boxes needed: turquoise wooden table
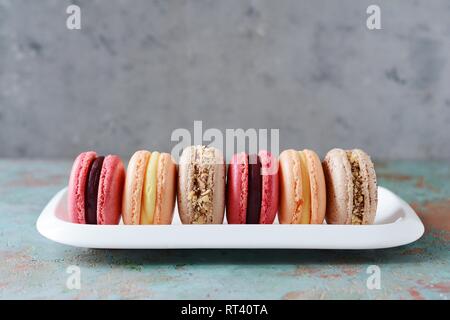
[0,160,448,299]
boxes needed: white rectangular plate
[36,187,424,249]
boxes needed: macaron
[226,151,278,224]
[68,151,125,224]
[122,150,177,225]
[322,148,377,225]
[177,145,226,224]
[278,149,326,224]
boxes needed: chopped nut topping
[188,146,215,223]
[347,151,365,225]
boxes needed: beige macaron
[177,145,226,224]
[322,148,377,225]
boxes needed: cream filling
[347,151,364,225]
[141,151,159,224]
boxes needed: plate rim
[36,186,425,249]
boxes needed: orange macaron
[122,150,177,225]
[278,149,326,224]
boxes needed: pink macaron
[226,150,278,224]
[67,151,125,224]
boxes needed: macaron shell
[122,150,151,225]
[303,150,326,224]
[210,148,226,224]
[153,153,177,224]
[278,149,303,224]
[322,148,354,224]
[352,149,377,224]
[259,150,278,224]
[67,151,97,224]
[177,146,194,223]
[97,155,125,225]
[226,153,248,224]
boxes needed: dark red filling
[85,156,104,224]
[246,154,262,224]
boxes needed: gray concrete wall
[1,0,449,160]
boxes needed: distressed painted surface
[0,160,448,299]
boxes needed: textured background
[1,0,449,160]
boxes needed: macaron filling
[347,151,365,224]
[246,154,262,224]
[187,146,215,223]
[84,156,105,224]
[141,152,159,224]
[298,151,311,224]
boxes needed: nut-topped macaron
[322,148,377,225]
[177,145,226,224]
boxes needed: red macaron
[67,151,125,224]
[226,150,278,224]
